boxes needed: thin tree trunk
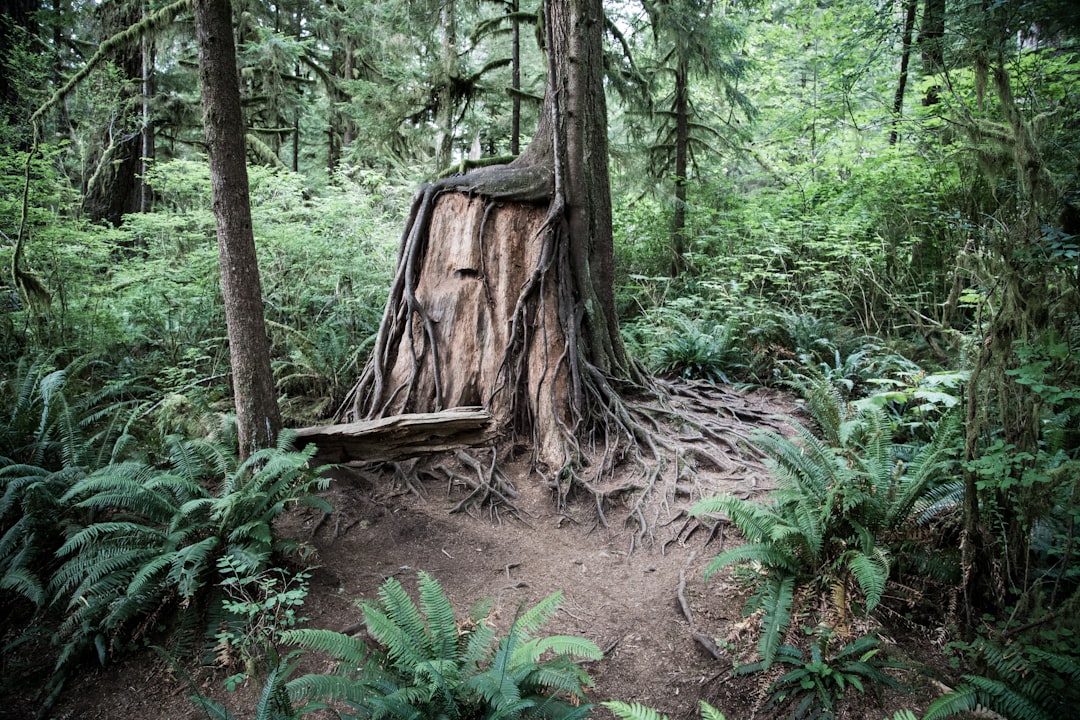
[436,0,458,171]
[510,0,521,156]
[889,0,918,145]
[670,54,690,277]
[194,0,282,458]
[140,2,155,213]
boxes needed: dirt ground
[10,385,942,719]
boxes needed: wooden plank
[293,406,496,464]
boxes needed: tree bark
[194,0,282,458]
[341,0,636,476]
[919,0,945,106]
[670,54,690,277]
[81,0,147,226]
[889,0,918,145]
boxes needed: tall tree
[888,0,918,145]
[81,0,150,225]
[641,0,751,276]
[194,0,281,458]
[341,0,642,487]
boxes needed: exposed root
[337,157,792,550]
[678,551,726,660]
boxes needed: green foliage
[648,313,744,384]
[691,405,960,666]
[0,353,150,606]
[736,632,904,720]
[47,426,330,671]
[924,638,1080,720]
[602,700,727,720]
[283,571,600,719]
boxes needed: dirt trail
[42,386,840,720]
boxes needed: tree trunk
[919,0,945,106]
[341,0,636,478]
[670,54,690,277]
[889,0,918,145]
[510,0,521,156]
[194,0,282,458]
[435,0,458,171]
[81,0,147,226]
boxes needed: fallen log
[293,406,497,464]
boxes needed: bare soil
[6,385,943,719]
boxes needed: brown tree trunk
[919,0,945,106]
[341,0,636,476]
[889,0,918,145]
[194,0,282,458]
[82,0,147,226]
[670,54,690,277]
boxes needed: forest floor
[8,384,945,720]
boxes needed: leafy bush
[283,571,600,719]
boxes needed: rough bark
[81,0,146,226]
[194,0,282,458]
[341,0,642,490]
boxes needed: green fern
[47,431,330,676]
[691,403,959,669]
[737,632,904,719]
[924,638,1080,720]
[284,571,599,719]
[602,700,727,720]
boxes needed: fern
[603,700,728,720]
[603,701,668,720]
[925,639,1080,720]
[286,572,597,720]
[692,397,959,671]
[843,546,889,611]
[47,429,330,678]
[757,575,796,668]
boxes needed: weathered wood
[294,406,496,464]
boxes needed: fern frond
[845,546,889,611]
[513,590,563,638]
[56,521,166,557]
[519,657,594,695]
[691,494,780,544]
[758,575,796,668]
[286,672,365,704]
[699,701,727,720]
[888,410,961,528]
[1,565,45,605]
[417,570,458,661]
[461,618,499,669]
[362,602,428,674]
[703,542,799,580]
[512,635,602,664]
[602,700,668,720]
